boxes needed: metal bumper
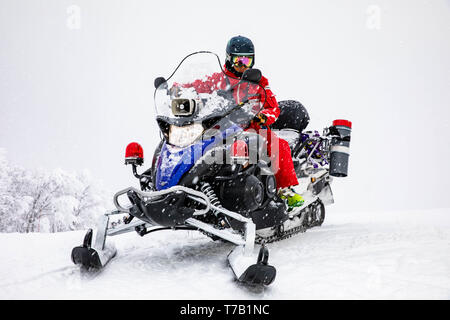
[109,186,256,255]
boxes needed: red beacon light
[332,119,352,129]
[125,142,144,166]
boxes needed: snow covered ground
[0,207,449,300]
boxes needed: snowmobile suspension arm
[185,195,253,223]
[184,196,255,254]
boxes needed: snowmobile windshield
[154,51,266,128]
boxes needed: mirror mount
[131,163,142,179]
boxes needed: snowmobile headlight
[169,123,204,147]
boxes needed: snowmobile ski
[228,245,276,286]
[71,215,116,269]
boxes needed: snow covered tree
[0,149,110,233]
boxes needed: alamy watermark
[66,5,81,30]
[366,5,381,30]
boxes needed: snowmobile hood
[155,123,241,190]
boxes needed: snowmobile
[71,51,352,286]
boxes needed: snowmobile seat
[271,100,310,132]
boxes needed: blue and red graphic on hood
[155,124,241,190]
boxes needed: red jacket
[181,66,280,128]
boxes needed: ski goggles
[231,55,254,68]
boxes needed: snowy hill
[0,0,449,301]
[1,207,448,299]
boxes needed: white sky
[1,0,449,212]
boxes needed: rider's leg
[268,134,304,208]
[272,138,298,188]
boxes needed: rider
[223,35,303,208]
[176,36,304,208]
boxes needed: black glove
[252,113,268,125]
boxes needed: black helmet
[225,35,255,74]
